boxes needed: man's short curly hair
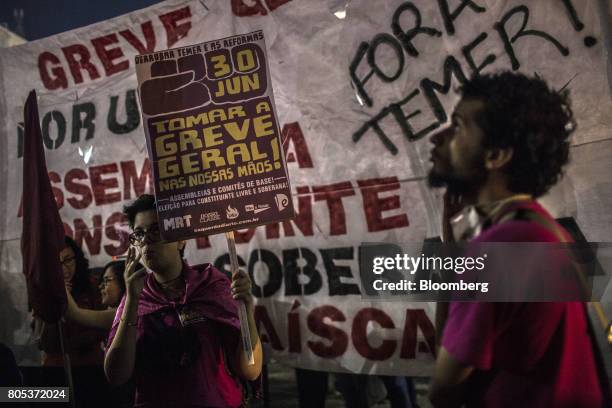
[124,194,185,257]
[124,194,156,229]
[459,72,575,197]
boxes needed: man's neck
[152,257,183,284]
[475,174,529,206]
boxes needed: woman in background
[36,236,109,407]
[64,259,136,408]
[65,260,128,328]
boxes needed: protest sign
[135,30,294,241]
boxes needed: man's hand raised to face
[125,246,146,299]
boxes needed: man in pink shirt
[104,194,262,407]
[426,72,605,407]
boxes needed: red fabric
[20,90,66,323]
[442,201,602,407]
[107,263,245,407]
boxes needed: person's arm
[428,347,474,407]
[104,246,145,385]
[434,302,449,350]
[230,269,263,381]
[64,288,116,329]
[429,300,497,407]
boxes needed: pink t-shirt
[442,201,602,407]
[107,263,244,408]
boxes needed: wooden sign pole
[225,231,255,365]
[58,319,76,408]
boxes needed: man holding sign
[104,194,262,407]
[111,29,290,407]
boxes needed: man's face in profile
[428,98,488,194]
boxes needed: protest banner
[0,0,611,375]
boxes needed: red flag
[21,90,66,323]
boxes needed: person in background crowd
[294,368,328,407]
[335,374,419,408]
[98,260,126,307]
[35,235,110,407]
[64,259,136,408]
[104,194,262,408]
[296,369,419,408]
[65,260,132,329]
[426,71,605,407]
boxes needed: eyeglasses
[128,225,162,246]
[60,256,75,266]
[100,277,117,286]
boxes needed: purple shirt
[442,201,602,407]
[107,263,244,408]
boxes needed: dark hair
[102,260,127,297]
[124,194,185,257]
[124,194,156,229]
[64,236,90,295]
[459,72,575,197]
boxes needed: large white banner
[0,0,611,375]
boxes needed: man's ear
[178,240,186,252]
[485,147,513,170]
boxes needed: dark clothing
[296,368,329,408]
[36,285,110,407]
[380,376,418,408]
[39,287,106,367]
[296,369,417,408]
[38,365,110,408]
[0,343,22,386]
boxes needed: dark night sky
[0,0,165,41]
